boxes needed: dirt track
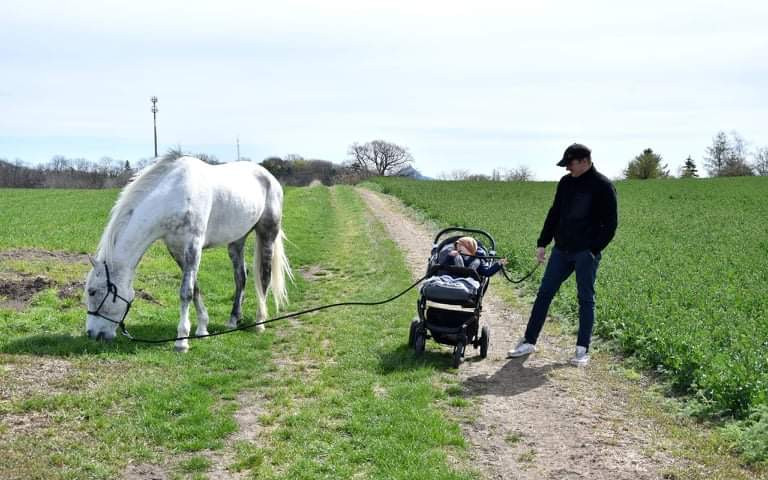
[358,188,684,480]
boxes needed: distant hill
[396,166,431,180]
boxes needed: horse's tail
[253,227,293,313]
[270,228,293,310]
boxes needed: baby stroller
[409,227,496,367]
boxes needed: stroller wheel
[413,328,426,355]
[452,342,464,368]
[408,318,419,347]
[480,326,490,359]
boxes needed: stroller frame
[410,227,496,367]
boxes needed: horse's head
[84,257,134,342]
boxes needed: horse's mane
[95,154,181,263]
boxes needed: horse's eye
[88,289,97,296]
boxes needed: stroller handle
[433,227,496,251]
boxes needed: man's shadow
[462,356,568,397]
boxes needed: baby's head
[455,237,478,256]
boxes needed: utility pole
[236,136,241,161]
[150,96,158,157]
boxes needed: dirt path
[358,188,684,480]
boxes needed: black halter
[87,262,133,333]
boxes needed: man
[507,143,618,366]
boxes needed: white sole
[506,350,536,358]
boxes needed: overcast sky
[1,0,766,180]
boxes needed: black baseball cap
[557,143,591,167]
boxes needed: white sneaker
[507,339,536,358]
[569,346,589,366]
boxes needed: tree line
[624,131,768,180]
[0,140,419,189]
[0,156,147,188]
[5,132,766,188]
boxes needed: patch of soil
[122,463,168,480]
[1,411,52,436]
[298,265,332,281]
[357,188,686,480]
[57,281,83,300]
[0,356,75,401]
[0,248,88,264]
[0,275,52,309]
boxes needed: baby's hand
[449,250,459,257]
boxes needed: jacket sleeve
[537,180,562,248]
[476,261,502,277]
[591,182,618,254]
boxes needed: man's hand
[536,247,547,264]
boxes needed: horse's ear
[88,254,97,268]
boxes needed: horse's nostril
[86,329,93,338]
[96,331,105,341]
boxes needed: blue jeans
[524,247,601,351]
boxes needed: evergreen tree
[680,156,698,178]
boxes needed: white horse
[84,154,292,352]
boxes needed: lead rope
[120,261,540,344]
[499,263,540,284]
[122,274,430,344]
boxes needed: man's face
[565,158,590,177]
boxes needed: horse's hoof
[174,345,189,353]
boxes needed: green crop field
[372,176,768,461]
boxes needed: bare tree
[347,140,414,176]
[437,169,472,180]
[505,166,533,181]
[705,131,753,177]
[752,147,768,176]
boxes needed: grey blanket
[420,275,480,303]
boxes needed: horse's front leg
[176,244,202,352]
[167,244,209,343]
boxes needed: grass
[0,186,477,479]
[371,175,768,465]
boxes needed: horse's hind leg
[167,245,209,337]
[227,235,248,329]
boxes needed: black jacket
[537,165,618,255]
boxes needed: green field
[1,181,767,477]
[0,187,473,479]
[372,176,768,460]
